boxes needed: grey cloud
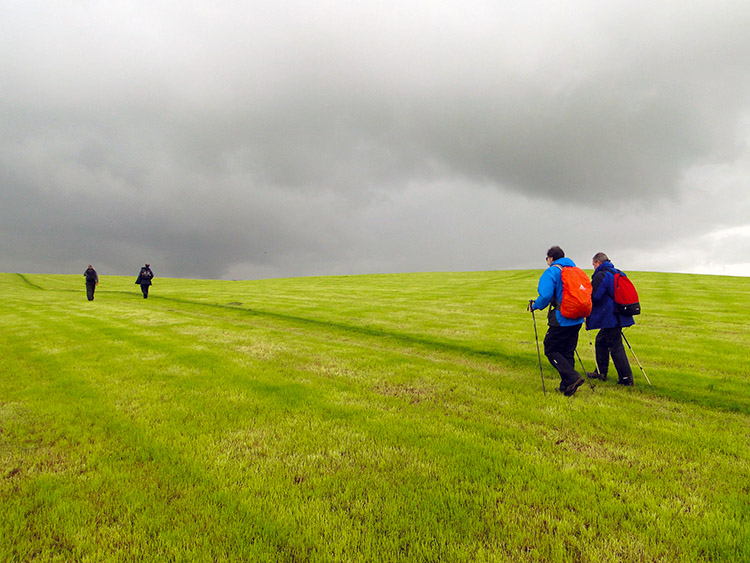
[8,1,750,202]
[2,1,750,279]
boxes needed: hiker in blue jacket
[586,252,634,386]
[528,246,586,396]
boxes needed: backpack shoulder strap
[549,264,564,309]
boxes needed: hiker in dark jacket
[84,265,98,301]
[528,246,586,396]
[135,263,154,299]
[586,252,634,386]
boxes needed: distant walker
[84,265,98,301]
[136,263,154,299]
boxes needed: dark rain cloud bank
[2,1,750,278]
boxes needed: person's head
[145,263,150,267]
[545,246,565,265]
[592,252,609,268]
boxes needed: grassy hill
[1,270,748,562]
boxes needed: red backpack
[613,271,640,316]
[554,265,593,319]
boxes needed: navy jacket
[84,267,98,284]
[586,260,635,330]
[136,267,154,286]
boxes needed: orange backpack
[554,265,593,319]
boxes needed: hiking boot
[564,377,585,396]
[586,372,607,382]
[617,379,634,386]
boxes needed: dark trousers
[141,283,150,298]
[595,328,633,382]
[544,324,582,391]
[86,282,96,301]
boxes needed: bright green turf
[1,270,748,561]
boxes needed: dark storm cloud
[2,1,750,278]
[156,0,750,202]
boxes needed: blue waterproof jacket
[531,257,585,327]
[586,260,635,330]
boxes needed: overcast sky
[2,1,750,280]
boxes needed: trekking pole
[621,330,651,385]
[529,300,546,395]
[575,348,595,391]
[586,325,601,376]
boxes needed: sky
[2,0,750,280]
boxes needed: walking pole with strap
[586,322,602,376]
[621,329,651,385]
[529,300,546,395]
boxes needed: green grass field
[1,270,748,562]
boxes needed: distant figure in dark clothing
[136,263,154,298]
[84,265,98,301]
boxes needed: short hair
[546,246,565,261]
[592,252,609,263]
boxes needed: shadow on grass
[15,273,45,290]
